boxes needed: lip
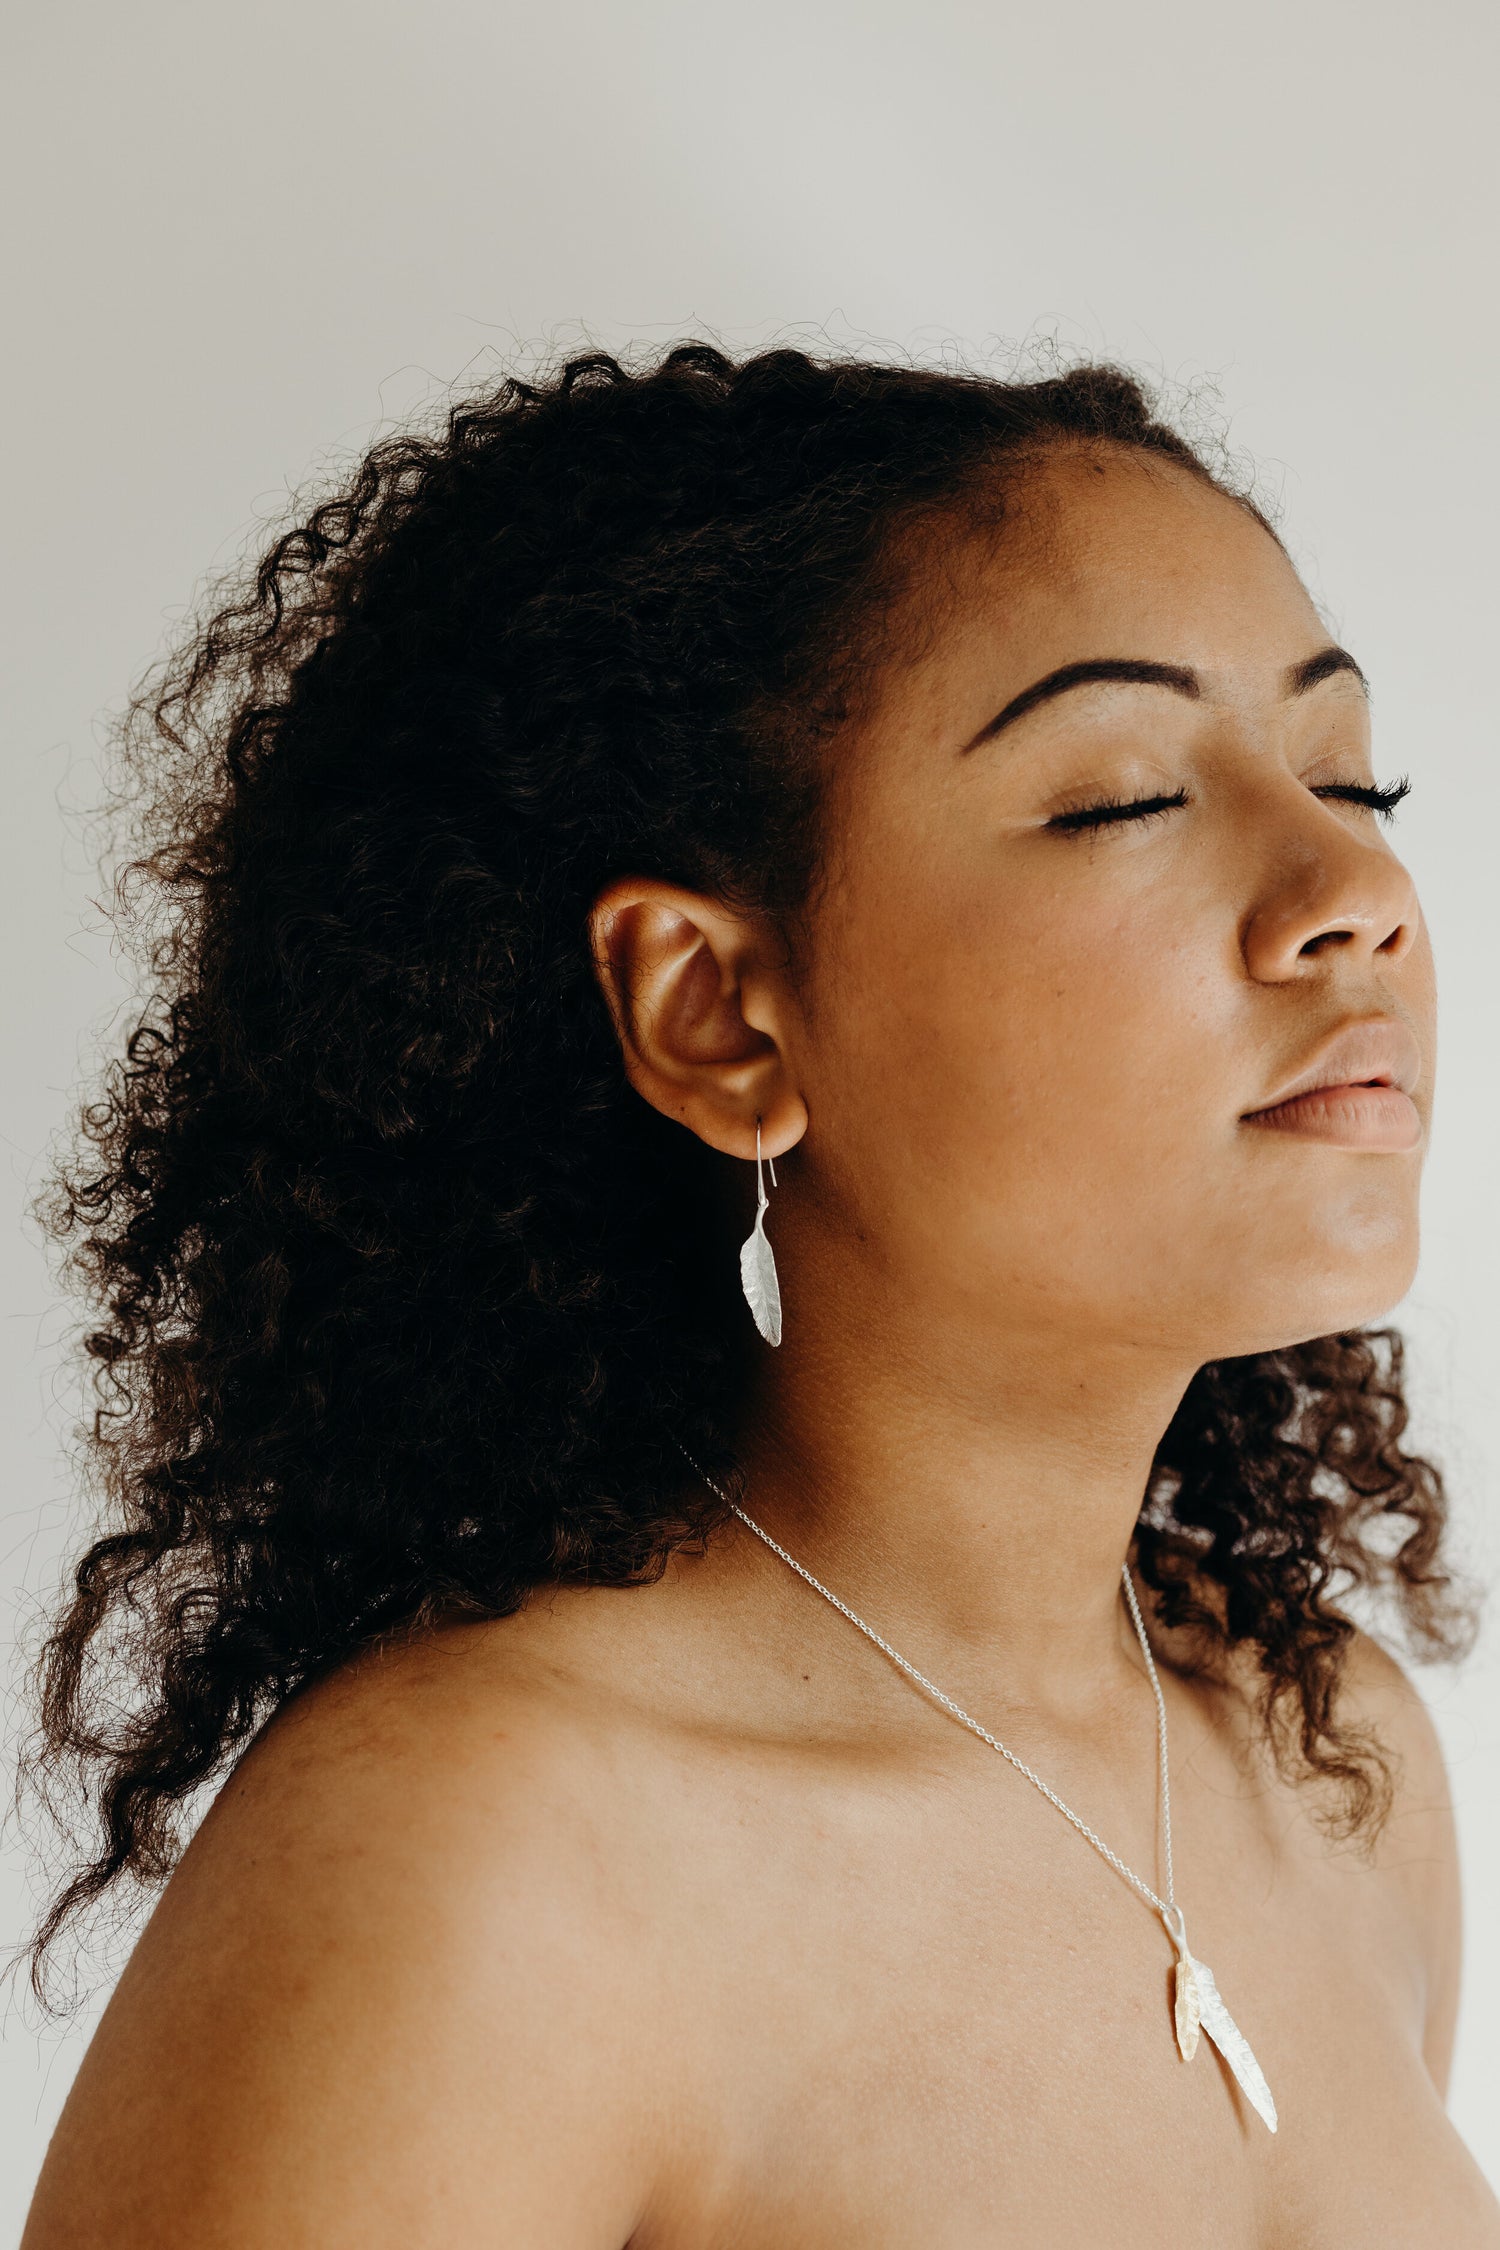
[1240,1017,1424,1151]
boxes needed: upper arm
[22,1643,659,2249]
[1338,1628,1464,2097]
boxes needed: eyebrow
[1286,645,1368,697]
[961,644,1368,751]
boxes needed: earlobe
[586,877,808,1161]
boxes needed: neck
[726,1295,1197,1718]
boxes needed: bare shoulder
[1333,1625,1463,2089]
[22,1600,684,2250]
[1336,1624,1457,1857]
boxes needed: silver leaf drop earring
[739,1117,782,1345]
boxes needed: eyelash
[1047,777,1412,834]
[1321,777,1412,820]
[1048,789,1187,833]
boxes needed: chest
[632,1758,1494,2249]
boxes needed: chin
[1238,1180,1422,1340]
[1230,1256,1421,1358]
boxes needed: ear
[587,877,808,1161]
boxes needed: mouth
[1240,1018,1424,1152]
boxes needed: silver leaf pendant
[739,1209,782,1345]
[1188,1953,1278,2134]
[1173,1954,1201,2062]
[1162,1907,1276,2133]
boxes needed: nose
[1240,792,1423,984]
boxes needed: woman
[19,344,1499,2244]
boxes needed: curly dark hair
[17,340,1471,2003]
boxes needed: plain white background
[3,0,1498,2232]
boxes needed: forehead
[903,444,1326,705]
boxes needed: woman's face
[789,444,1434,1365]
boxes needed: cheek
[811,856,1229,1269]
[803,845,1423,1347]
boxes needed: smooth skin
[24,446,1500,2247]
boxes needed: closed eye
[1047,789,1188,834]
[1047,775,1411,836]
[1313,777,1410,821]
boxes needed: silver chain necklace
[678,1445,1277,2133]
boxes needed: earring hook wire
[755,1115,777,1206]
